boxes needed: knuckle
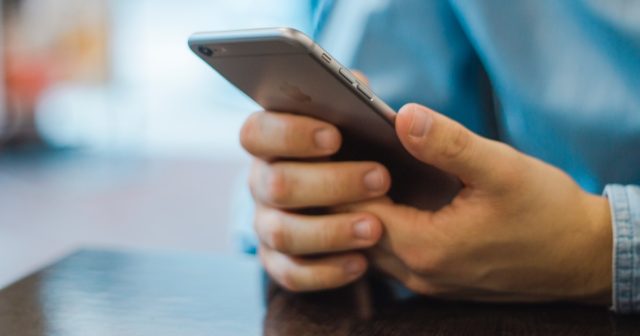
[259,249,281,285]
[494,143,527,186]
[252,209,262,233]
[280,119,302,146]
[317,221,341,250]
[264,166,290,205]
[441,124,472,161]
[265,217,290,253]
[473,140,531,194]
[279,270,302,292]
[248,162,261,200]
[239,112,261,151]
[327,163,382,198]
[257,246,268,266]
[320,174,347,200]
[254,208,279,245]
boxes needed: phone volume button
[339,67,357,85]
[356,84,373,101]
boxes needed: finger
[240,111,341,159]
[254,204,383,255]
[395,103,520,187]
[250,160,391,209]
[337,198,438,263]
[367,247,442,296]
[259,244,367,292]
[366,247,411,283]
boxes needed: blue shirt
[234,0,640,313]
[314,0,640,313]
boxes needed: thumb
[395,103,512,187]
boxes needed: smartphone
[189,27,460,210]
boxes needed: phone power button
[356,84,373,101]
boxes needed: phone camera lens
[198,46,214,57]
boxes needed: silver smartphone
[188,27,460,210]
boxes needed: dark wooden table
[0,249,637,335]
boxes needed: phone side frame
[188,27,397,125]
[303,38,398,126]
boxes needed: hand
[342,103,613,304]
[241,108,391,291]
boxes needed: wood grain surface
[0,249,637,335]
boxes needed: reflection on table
[0,249,638,336]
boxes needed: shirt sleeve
[604,184,640,313]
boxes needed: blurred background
[0,0,311,287]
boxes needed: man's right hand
[240,111,391,291]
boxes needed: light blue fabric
[316,0,640,313]
[318,0,640,193]
[604,185,640,313]
[233,0,640,312]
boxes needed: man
[238,0,640,313]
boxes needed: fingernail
[353,220,372,239]
[409,108,432,138]
[345,259,363,276]
[314,128,338,150]
[364,168,385,192]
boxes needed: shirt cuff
[603,184,640,313]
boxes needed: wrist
[580,193,613,305]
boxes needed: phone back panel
[189,28,461,210]
[211,53,398,149]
